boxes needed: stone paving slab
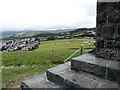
[65,73,100,88]
[65,70,119,89]
[46,61,119,89]
[71,52,120,82]
[72,52,113,68]
[21,74,45,88]
[21,73,60,89]
[47,61,70,74]
[29,79,60,89]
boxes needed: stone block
[96,38,104,48]
[107,61,120,83]
[107,68,120,84]
[118,24,120,35]
[46,62,71,86]
[105,40,116,48]
[108,13,119,23]
[71,59,106,76]
[21,73,60,89]
[96,1,120,60]
[71,53,108,76]
[71,51,120,82]
[55,69,75,87]
[115,42,120,48]
[65,75,99,89]
[21,74,45,88]
[65,70,118,89]
[117,51,120,61]
[97,17,106,24]
[97,2,106,12]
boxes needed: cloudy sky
[0,0,97,31]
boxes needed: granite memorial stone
[96,0,120,61]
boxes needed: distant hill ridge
[1,27,95,39]
[70,27,95,33]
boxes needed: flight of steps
[21,51,120,89]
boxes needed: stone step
[46,62,71,87]
[71,51,120,83]
[21,73,60,89]
[46,62,119,89]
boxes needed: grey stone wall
[96,1,120,61]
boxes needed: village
[0,37,40,52]
[0,29,95,52]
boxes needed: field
[1,38,95,88]
[15,32,39,38]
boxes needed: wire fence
[64,40,96,62]
[2,40,95,66]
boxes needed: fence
[2,40,95,66]
[64,40,95,62]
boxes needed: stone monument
[96,0,120,61]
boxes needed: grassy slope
[2,38,95,88]
[15,32,38,38]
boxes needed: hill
[69,27,95,33]
[69,27,95,38]
[2,38,95,88]
[2,27,95,40]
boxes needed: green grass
[2,64,56,88]
[2,38,95,88]
[15,32,38,38]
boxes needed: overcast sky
[0,0,97,31]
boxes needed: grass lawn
[2,38,95,88]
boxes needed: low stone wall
[96,1,120,61]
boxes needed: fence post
[16,50,19,66]
[52,49,54,63]
[80,46,83,55]
[89,42,90,49]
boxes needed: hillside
[2,27,95,40]
[69,27,95,38]
[69,27,95,33]
[1,31,21,37]
[2,38,95,88]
